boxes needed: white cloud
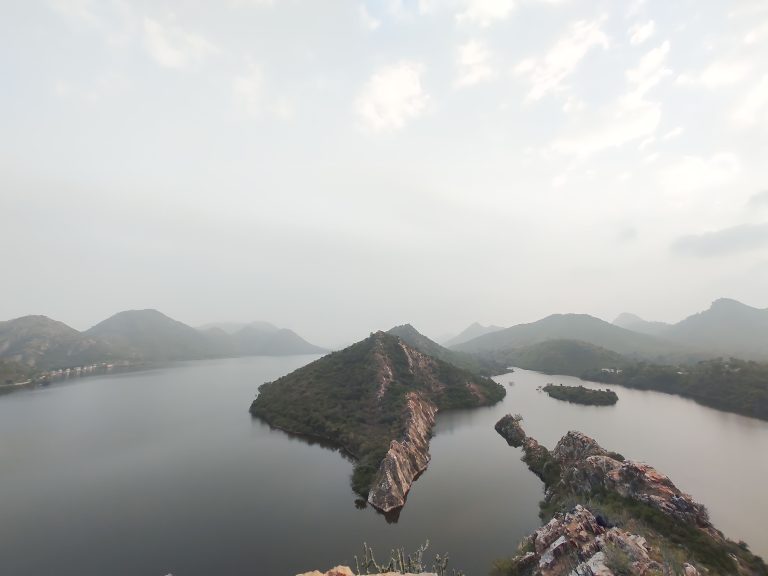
[621,40,671,108]
[552,104,661,157]
[629,20,655,45]
[662,126,684,140]
[551,40,670,158]
[457,0,515,27]
[359,5,380,30]
[143,16,218,69]
[744,21,768,44]
[562,95,586,115]
[355,62,429,132]
[732,75,768,127]
[455,40,494,87]
[659,153,742,195]
[50,0,99,25]
[677,59,752,88]
[514,17,609,101]
[626,0,646,19]
[233,67,264,117]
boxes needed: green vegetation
[452,313,697,363]
[542,383,618,406]
[0,359,35,386]
[539,490,767,576]
[501,339,627,377]
[355,541,463,576]
[387,324,508,376]
[250,331,505,497]
[583,358,768,421]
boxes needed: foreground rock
[494,415,767,576]
[297,568,435,576]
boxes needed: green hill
[0,315,114,369]
[387,324,507,376]
[250,330,505,498]
[84,309,212,362]
[443,322,503,347]
[503,339,628,376]
[454,313,699,363]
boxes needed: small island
[542,383,618,405]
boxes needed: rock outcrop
[297,568,435,576]
[515,504,665,576]
[367,392,438,512]
[493,415,768,576]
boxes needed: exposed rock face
[493,416,768,576]
[516,504,664,576]
[297,568,435,576]
[495,414,526,447]
[368,392,438,512]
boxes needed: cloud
[551,40,670,157]
[672,223,768,257]
[748,190,768,208]
[143,16,218,69]
[659,153,741,195]
[233,66,263,117]
[514,17,609,101]
[457,0,515,27]
[622,40,671,107]
[455,40,494,87]
[744,21,768,45]
[629,20,655,45]
[677,59,752,88]
[355,62,428,132]
[732,75,768,127]
[661,126,684,140]
[50,0,99,25]
[359,5,380,30]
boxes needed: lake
[1,356,766,576]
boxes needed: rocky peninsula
[250,330,505,513]
[493,414,767,576]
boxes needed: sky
[1,0,768,347]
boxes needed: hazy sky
[2,0,768,346]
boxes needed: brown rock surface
[367,392,438,512]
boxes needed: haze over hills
[612,313,672,336]
[442,322,504,347]
[0,315,115,370]
[0,309,326,372]
[614,298,768,361]
[452,312,696,363]
[386,324,507,376]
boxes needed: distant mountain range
[613,298,768,361]
[453,312,694,363]
[442,322,504,347]
[0,310,326,371]
[453,298,768,364]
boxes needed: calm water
[1,357,766,576]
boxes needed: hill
[663,298,768,361]
[386,324,507,376]
[0,315,113,369]
[249,330,505,512]
[443,322,503,347]
[0,310,327,376]
[84,309,211,362]
[502,339,628,376]
[453,313,697,363]
[613,312,671,336]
